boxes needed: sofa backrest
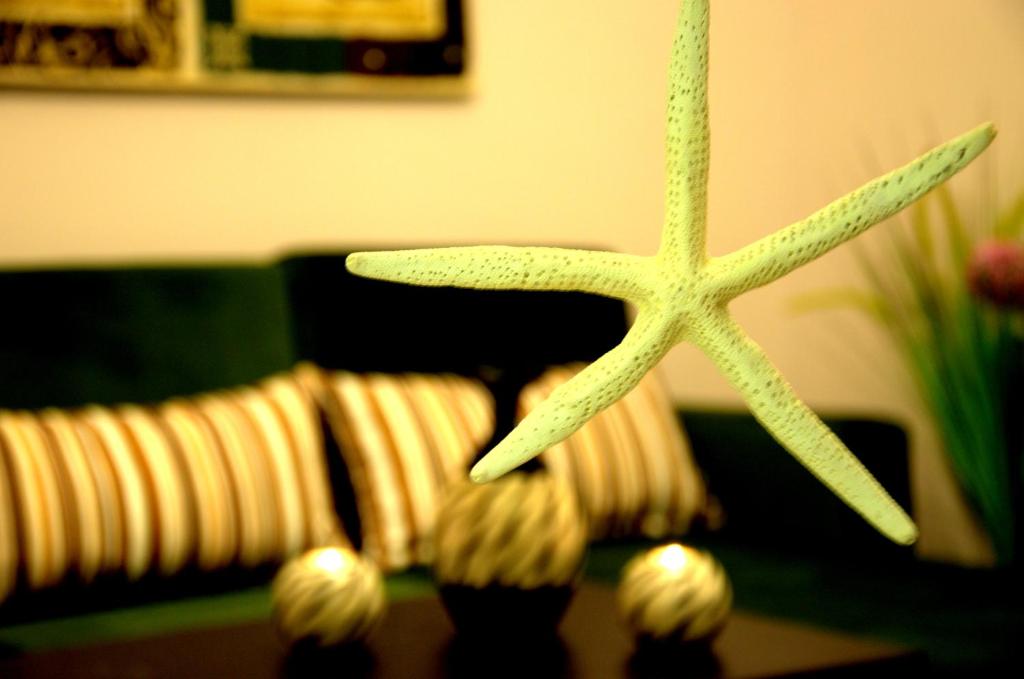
[279,251,628,375]
[0,264,295,409]
[0,252,631,410]
[684,410,914,561]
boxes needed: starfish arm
[708,122,996,298]
[658,0,711,273]
[689,311,918,545]
[470,310,676,483]
[346,246,653,303]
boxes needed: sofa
[0,250,1019,677]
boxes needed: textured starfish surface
[347,0,995,545]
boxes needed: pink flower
[967,239,1024,308]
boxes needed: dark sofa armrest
[680,408,915,562]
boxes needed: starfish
[346,0,995,545]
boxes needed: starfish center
[647,264,720,329]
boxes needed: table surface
[0,583,924,678]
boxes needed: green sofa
[0,253,1019,677]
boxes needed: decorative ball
[433,472,588,640]
[618,543,732,645]
[271,546,386,648]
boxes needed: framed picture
[0,0,467,96]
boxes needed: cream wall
[2,0,1022,564]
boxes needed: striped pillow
[303,366,494,573]
[0,372,342,603]
[520,365,707,540]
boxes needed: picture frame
[0,0,467,97]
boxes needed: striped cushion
[303,365,494,573]
[520,365,707,540]
[0,372,342,603]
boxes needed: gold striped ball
[271,547,386,648]
[434,472,587,589]
[618,544,732,644]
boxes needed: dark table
[0,583,924,678]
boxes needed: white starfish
[346,0,995,545]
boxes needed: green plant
[801,181,1024,565]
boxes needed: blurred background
[2,0,1022,566]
